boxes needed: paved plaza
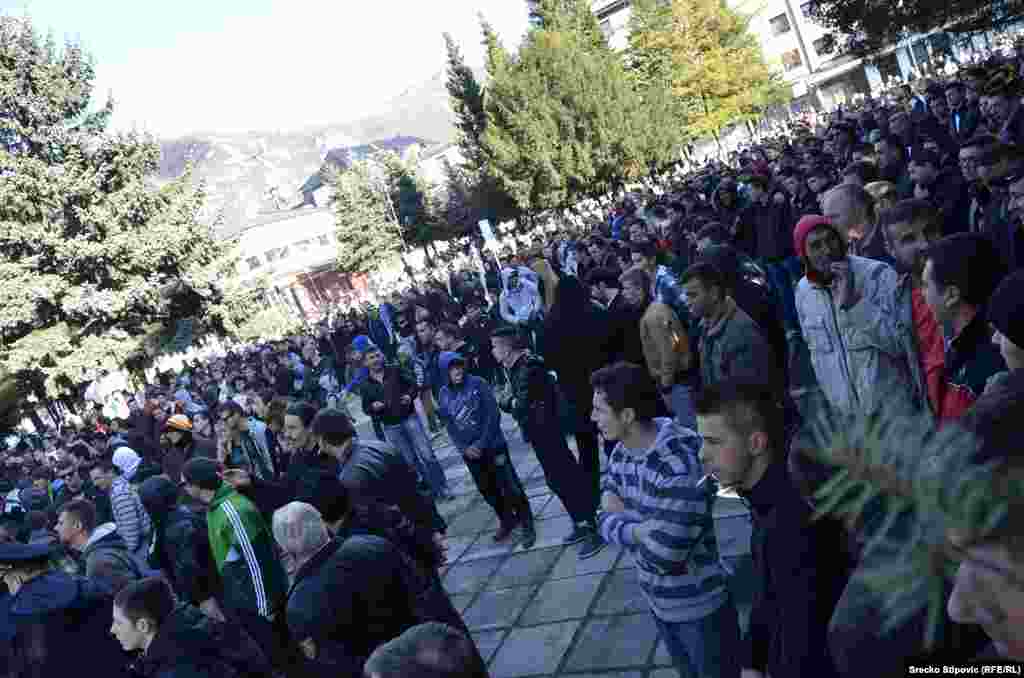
[360,412,757,678]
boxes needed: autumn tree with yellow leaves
[628,0,790,153]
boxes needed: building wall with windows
[234,206,368,319]
[579,0,993,110]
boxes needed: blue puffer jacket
[436,352,505,454]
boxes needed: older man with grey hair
[272,501,421,672]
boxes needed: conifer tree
[0,16,259,400]
[330,161,403,276]
[480,0,685,213]
[442,27,519,232]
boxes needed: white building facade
[586,0,1006,110]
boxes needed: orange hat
[163,414,192,433]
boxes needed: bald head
[822,184,874,240]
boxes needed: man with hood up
[437,352,534,547]
[793,214,925,417]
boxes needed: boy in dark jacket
[112,577,274,678]
[437,352,534,547]
[490,327,604,560]
[695,380,850,678]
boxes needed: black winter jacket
[285,535,418,673]
[739,461,850,678]
[156,508,218,605]
[498,351,559,433]
[340,440,446,534]
[129,604,274,678]
[139,480,218,606]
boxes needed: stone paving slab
[590,569,649,616]
[444,554,506,595]
[462,584,540,631]
[549,542,623,580]
[489,620,583,678]
[489,546,564,589]
[473,628,510,664]
[519,572,607,625]
[562,613,661,672]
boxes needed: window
[813,37,833,56]
[781,49,803,71]
[770,13,791,36]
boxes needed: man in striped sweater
[181,457,286,623]
[591,363,740,678]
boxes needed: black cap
[181,457,222,492]
[0,541,55,564]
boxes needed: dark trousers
[526,422,595,525]
[572,429,601,517]
[466,444,534,529]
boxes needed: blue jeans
[665,383,697,432]
[383,416,449,499]
[654,596,741,678]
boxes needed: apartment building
[581,0,1001,109]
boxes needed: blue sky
[2,0,529,138]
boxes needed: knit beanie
[112,447,141,480]
[988,269,1024,351]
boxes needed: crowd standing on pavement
[2,56,1024,678]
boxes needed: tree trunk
[711,129,724,160]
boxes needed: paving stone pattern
[357,414,755,678]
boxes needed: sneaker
[519,527,536,550]
[493,521,519,542]
[562,524,589,546]
[577,531,607,560]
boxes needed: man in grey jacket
[681,262,779,394]
[793,215,926,416]
[56,498,143,594]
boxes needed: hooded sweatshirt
[436,352,505,454]
[598,418,728,623]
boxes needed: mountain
[158,68,468,237]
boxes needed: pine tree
[0,16,258,400]
[442,26,520,233]
[329,161,403,276]
[803,405,1023,649]
[480,1,685,213]
[444,33,488,171]
[628,0,790,154]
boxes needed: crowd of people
[2,55,1024,678]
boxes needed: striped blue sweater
[598,418,728,623]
